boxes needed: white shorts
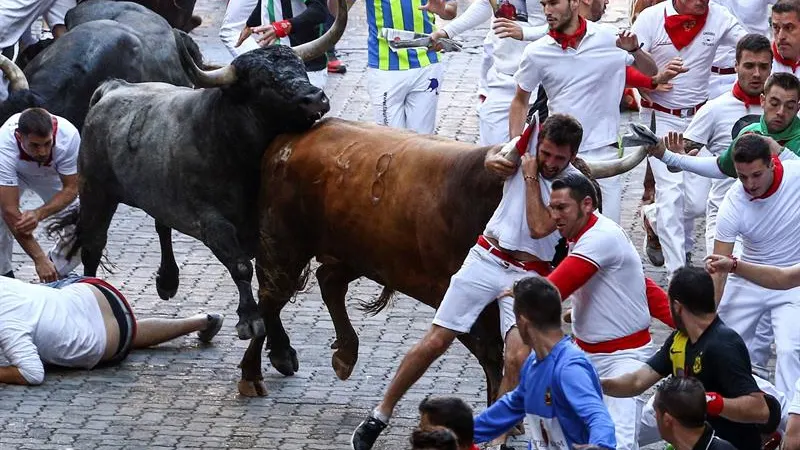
[477,66,516,146]
[367,63,444,135]
[219,0,260,57]
[432,243,549,338]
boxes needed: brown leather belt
[711,66,736,75]
[641,99,707,118]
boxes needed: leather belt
[641,99,707,118]
[477,235,552,275]
[711,66,736,75]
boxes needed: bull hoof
[182,15,202,32]
[331,349,357,380]
[155,273,179,300]
[238,379,268,397]
[269,347,299,376]
[330,339,339,349]
[236,318,266,340]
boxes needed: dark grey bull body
[0,0,203,129]
[62,0,347,340]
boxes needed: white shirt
[711,0,775,69]
[683,90,763,214]
[773,57,800,76]
[484,129,580,260]
[632,1,747,109]
[514,21,632,152]
[569,213,650,343]
[790,378,800,415]
[716,160,800,266]
[441,0,546,76]
[0,278,108,385]
[0,112,80,187]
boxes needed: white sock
[372,408,390,424]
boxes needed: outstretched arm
[601,365,662,398]
[705,256,800,291]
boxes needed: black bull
[236,118,651,401]
[53,0,348,341]
[0,0,206,129]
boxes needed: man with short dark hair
[653,377,737,450]
[601,267,782,449]
[472,276,616,449]
[0,107,80,282]
[350,115,584,450]
[772,0,800,76]
[410,427,459,450]
[418,397,476,450]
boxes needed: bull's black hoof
[235,318,266,340]
[269,347,299,376]
[155,273,179,300]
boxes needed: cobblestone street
[1,0,739,448]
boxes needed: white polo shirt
[441,0,547,77]
[683,89,763,212]
[514,20,632,152]
[568,213,650,344]
[716,159,800,266]
[773,57,800,76]
[0,277,108,385]
[484,131,580,260]
[632,1,746,109]
[0,112,80,187]
[711,0,775,70]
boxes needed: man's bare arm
[711,240,735,305]
[521,155,557,238]
[0,366,28,385]
[0,186,57,281]
[719,393,770,424]
[601,365,662,398]
[34,173,78,221]
[508,86,531,139]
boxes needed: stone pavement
[3,0,771,449]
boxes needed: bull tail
[173,29,221,74]
[46,206,81,261]
[357,287,397,317]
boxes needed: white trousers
[219,0,260,57]
[640,108,710,274]
[477,30,494,101]
[367,63,443,135]
[708,72,737,101]
[718,276,800,399]
[0,174,81,276]
[587,344,651,450]
[0,0,74,48]
[582,145,624,224]
[478,66,517,146]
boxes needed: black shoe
[351,415,387,450]
[2,270,14,278]
[197,313,224,343]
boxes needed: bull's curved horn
[584,144,650,179]
[0,54,29,92]
[173,29,237,88]
[292,0,348,62]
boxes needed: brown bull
[239,118,648,402]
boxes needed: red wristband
[729,255,738,273]
[272,20,292,38]
[706,392,724,416]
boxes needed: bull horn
[292,0,348,62]
[173,29,237,88]
[0,54,29,92]
[584,144,650,179]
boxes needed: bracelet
[524,175,538,183]
[729,254,738,273]
[627,42,644,54]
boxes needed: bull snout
[299,90,330,120]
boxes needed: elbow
[529,228,550,239]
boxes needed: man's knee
[420,325,458,356]
[503,328,529,372]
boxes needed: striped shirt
[366,0,440,70]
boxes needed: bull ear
[0,54,29,92]
[292,0,348,62]
[173,29,237,88]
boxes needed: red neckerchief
[471,445,480,450]
[663,8,708,51]
[16,117,57,167]
[750,155,783,201]
[773,41,800,72]
[548,16,587,50]
[568,213,598,244]
[731,82,761,108]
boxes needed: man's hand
[252,25,279,47]
[647,141,667,159]
[521,153,539,184]
[485,152,518,178]
[664,131,687,155]
[419,0,446,16]
[429,29,449,51]
[616,29,641,52]
[705,254,735,275]
[652,57,688,86]
[34,256,57,283]
[492,18,523,40]
[14,210,40,235]
[236,26,253,47]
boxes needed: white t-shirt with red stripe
[631,1,746,109]
[567,213,650,344]
[716,159,800,267]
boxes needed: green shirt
[718,116,800,177]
